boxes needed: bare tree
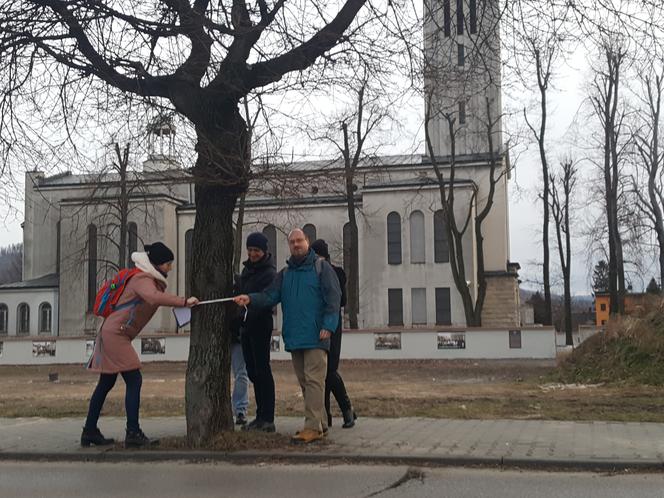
[631,62,664,287]
[1,0,371,444]
[589,39,629,314]
[509,0,572,326]
[549,157,577,345]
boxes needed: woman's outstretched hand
[186,297,199,308]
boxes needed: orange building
[594,293,650,326]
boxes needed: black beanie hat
[145,242,174,266]
[246,232,268,252]
[311,239,330,260]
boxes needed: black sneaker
[80,427,114,447]
[242,419,276,433]
[124,428,159,449]
[235,413,247,426]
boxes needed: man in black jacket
[311,239,356,429]
[234,232,278,432]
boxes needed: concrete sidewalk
[1,416,664,471]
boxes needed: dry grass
[1,358,663,422]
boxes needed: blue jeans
[231,342,249,416]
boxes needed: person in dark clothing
[311,239,356,429]
[233,232,278,432]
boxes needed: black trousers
[85,369,142,432]
[241,326,276,423]
[325,321,352,417]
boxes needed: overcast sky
[0,21,654,297]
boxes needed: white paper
[173,306,192,328]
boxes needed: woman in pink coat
[82,242,198,448]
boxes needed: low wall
[0,326,556,365]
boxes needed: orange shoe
[291,428,324,444]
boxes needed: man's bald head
[288,228,309,258]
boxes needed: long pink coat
[88,253,185,373]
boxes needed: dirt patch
[1,359,663,422]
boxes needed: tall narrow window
[456,0,464,35]
[434,210,450,263]
[56,220,61,274]
[0,304,7,335]
[39,302,52,334]
[302,223,317,242]
[127,222,138,268]
[185,229,194,298]
[469,0,477,33]
[387,212,402,265]
[343,222,351,274]
[262,225,277,264]
[409,211,425,263]
[435,288,452,325]
[343,222,359,311]
[87,224,97,312]
[412,288,427,325]
[457,43,465,66]
[443,0,451,37]
[388,289,404,326]
[17,303,30,335]
[459,101,466,125]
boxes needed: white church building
[0,0,556,362]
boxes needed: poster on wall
[141,337,166,355]
[437,333,466,350]
[32,341,56,357]
[270,336,281,352]
[374,332,402,350]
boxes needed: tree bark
[185,110,248,444]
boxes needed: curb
[1,450,663,472]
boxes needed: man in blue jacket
[234,228,341,443]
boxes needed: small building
[594,292,651,326]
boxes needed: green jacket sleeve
[248,270,283,309]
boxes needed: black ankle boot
[342,408,357,429]
[327,412,333,428]
[124,428,159,448]
[81,427,114,447]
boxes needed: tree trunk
[185,114,248,444]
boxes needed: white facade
[0,327,557,366]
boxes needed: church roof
[0,273,59,290]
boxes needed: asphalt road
[1,461,664,498]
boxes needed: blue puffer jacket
[249,249,341,352]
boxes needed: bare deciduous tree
[549,157,577,345]
[589,39,628,314]
[0,0,370,444]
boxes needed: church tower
[423,0,502,158]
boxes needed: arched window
[87,224,98,312]
[0,303,7,335]
[127,222,138,268]
[39,302,52,334]
[185,229,194,298]
[409,211,425,263]
[343,222,359,311]
[343,222,351,274]
[262,225,277,264]
[17,303,30,335]
[387,212,402,265]
[434,210,450,263]
[302,223,317,242]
